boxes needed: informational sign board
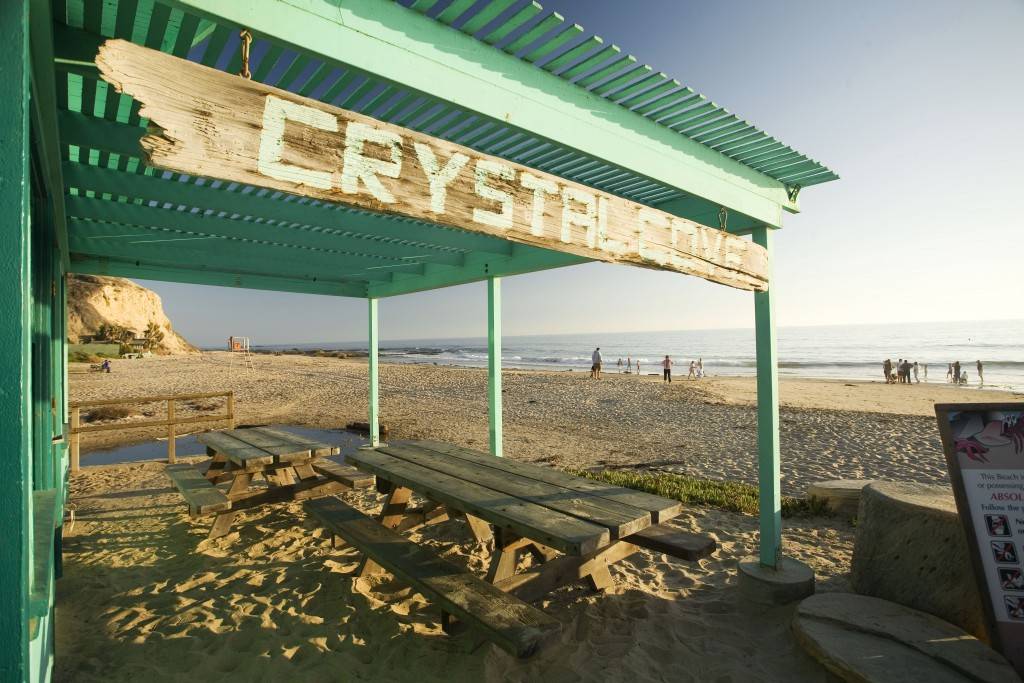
[936,402,1024,673]
[94,39,768,292]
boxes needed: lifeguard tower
[227,335,254,371]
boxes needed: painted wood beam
[752,225,781,568]
[151,0,793,226]
[69,254,369,297]
[62,183,470,266]
[66,220,399,283]
[369,247,587,298]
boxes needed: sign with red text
[96,39,768,292]
[937,403,1024,674]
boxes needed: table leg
[486,532,534,584]
[493,541,640,603]
[463,514,494,547]
[208,511,236,540]
[204,449,229,482]
[206,471,254,540]
[358,486,412,578]
[292,463,317,480]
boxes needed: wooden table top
[347,440,681,556]
[198,427,338,470]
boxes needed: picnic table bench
[164,426,374,539]
[304,440,716,655]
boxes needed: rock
[793,593,1018,683]
[67,274,196,354]
[807,479,875,516]
[851,481,985,639]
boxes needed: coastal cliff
[67,274,196,354]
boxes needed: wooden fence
[68,391,234,471]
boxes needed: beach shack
[2,0,837,678]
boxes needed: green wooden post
[368,298,379,447]
[752,225,781,568]
[487,277,503,457]
[0,0,33,678]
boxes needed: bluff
[67,274,197,354]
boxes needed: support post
[226,391,235,429]
[487,277,503,457]
[752,226,781,568]
[70,407,80,473]
[166,399,176,464]
[0,0,32,677]
[368,298,379,447]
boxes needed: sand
[70,352,1021,493]
[57,458,853,682]
[58,353,1017,681]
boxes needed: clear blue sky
[140,0,1024,347]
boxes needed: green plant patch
[565,468,831,518]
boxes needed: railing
[68,391,234,472]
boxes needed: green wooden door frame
[752,225,781,568]
[0,0,33,678]
[488,277,502,457]
[158,0,794,227]
[368,298,380,447]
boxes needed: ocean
[253,319,1024,392]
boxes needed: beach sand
[58,353,1018,681]
[57,458,852,682]
[70,352,1021,493]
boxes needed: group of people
[883,358,923,384]
[659,356,704,382]
[589,348,705,382]
[945,360,984,386]
[882,358,986,386]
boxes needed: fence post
[227,391,235,429]
[70,406,80,472]
[167,399,176,464]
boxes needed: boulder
[851,481,985,639]
[793,593,1017,683]
[807,479,875,516]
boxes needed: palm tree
[143,322,165,350]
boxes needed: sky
[139,0,1024,347]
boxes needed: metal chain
[239,30,253,79]
[718,206,728,231]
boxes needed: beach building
[2,0,838,679]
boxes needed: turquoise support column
[752,226,781,568]
[0,0,33,677]
[368,298,380,447]
[487,277,503,457]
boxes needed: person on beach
[913,362,919,384]
[898,359,905,383]
[626,356,632,374]
[923,363,928,382]
[947,363,954,382]
[687,360,697,379]
[883,358,892,383]
[697,358,704,379]
[636,359,641,374]
[954,360,961,386]
[617,358,623,372]
[662,355,672,382]
[101,359,111,373]
[591,347,603,379]
[977,360,984,386]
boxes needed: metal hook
[239,30,253,79]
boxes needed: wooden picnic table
[166,426,373,539]
[346,440,714,602]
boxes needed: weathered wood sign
[96,40,768,291]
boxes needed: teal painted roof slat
[404,0,837,187]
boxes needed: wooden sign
[936,402,1024,674]
[96,40,768,291]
